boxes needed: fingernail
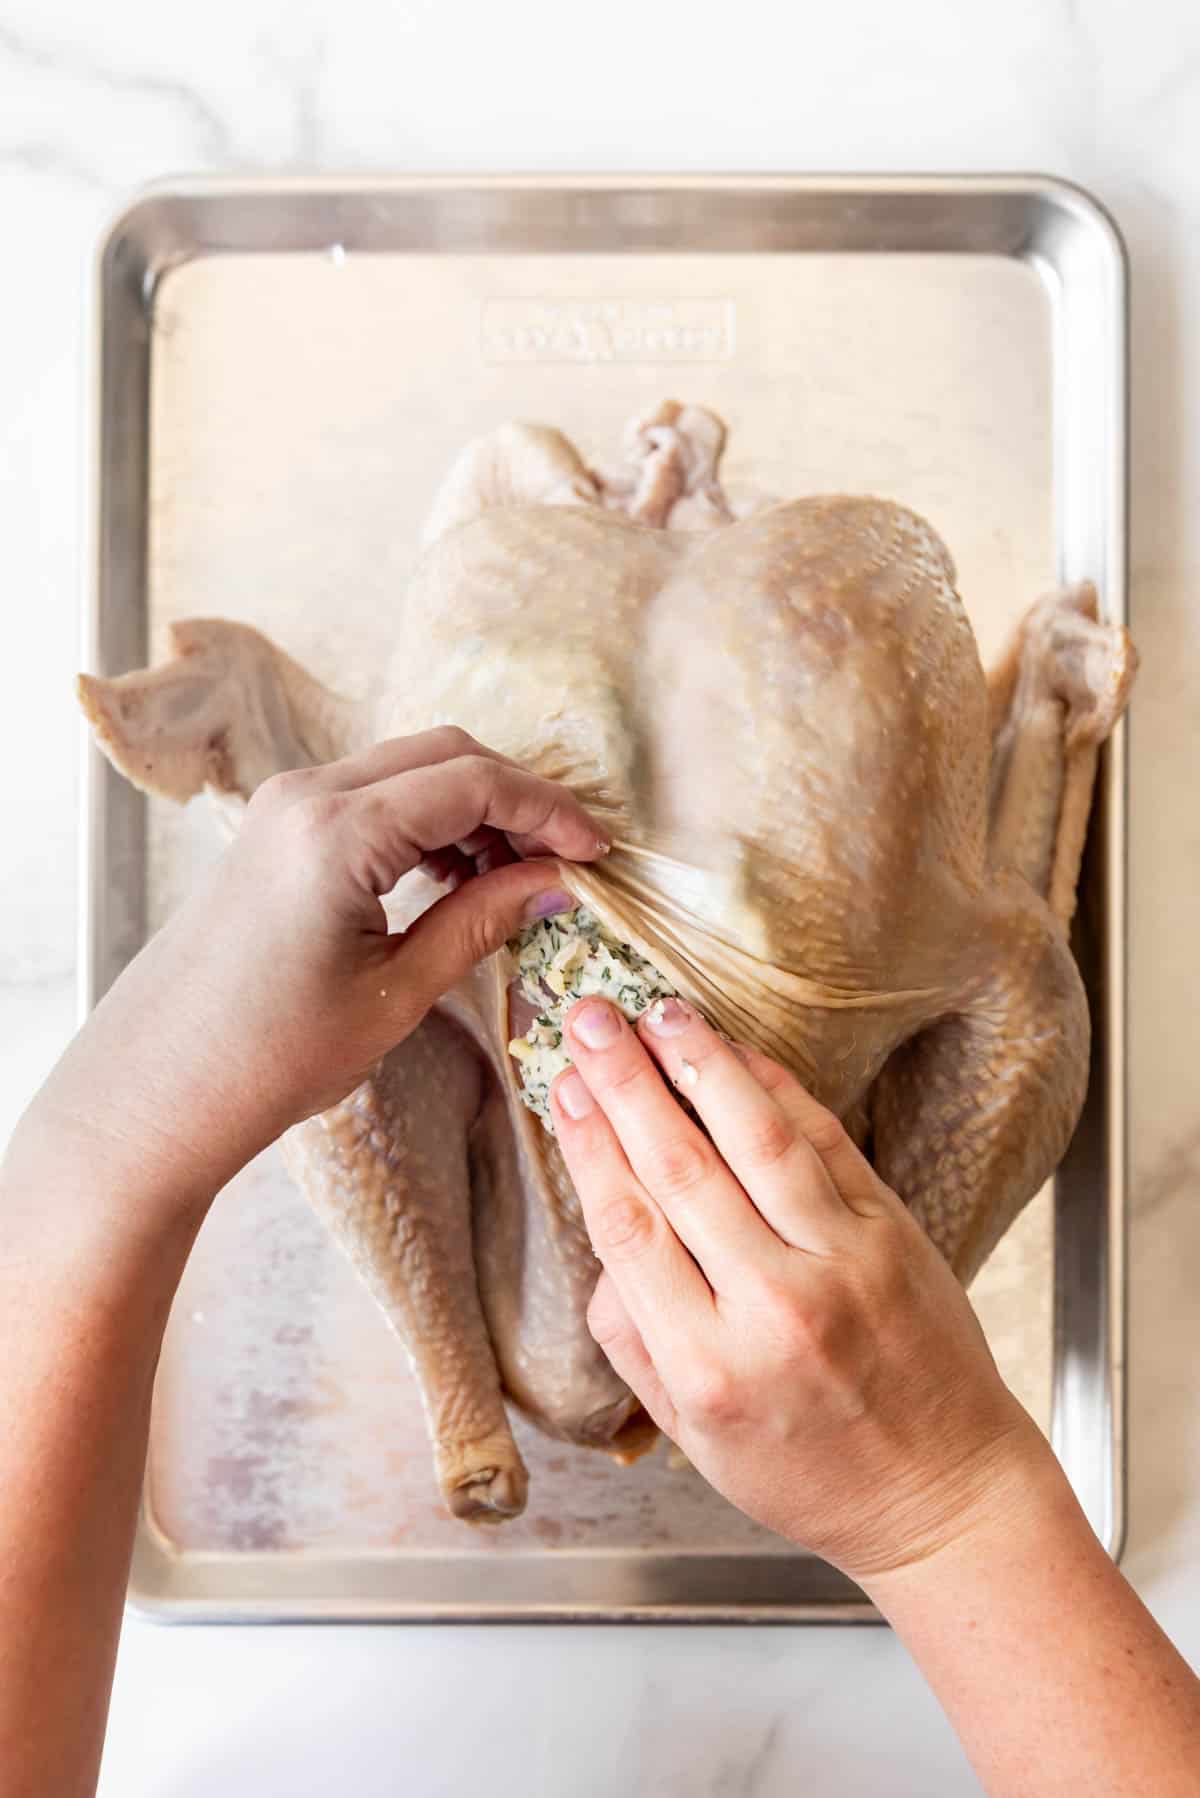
[555,1069,594,1119]
[523,888,575,923]
[641,996,692,1037]
[570,1001,622,1049]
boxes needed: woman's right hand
[12,729,602,1222]
[551,993,1057,1587]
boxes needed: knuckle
[802,1105,850,1160]
[745,1051,783,1086]
[429,724,478,759]
[733,1109,797,1173]
[592,1193,656,1261]
[458,752,498,795]
[681,1360,742,1429]
[740,1270,815,1362]
[587,1309,624,1354]
[639,1134,713,1201]
[458,904,506,969]
[585,1282,624,1350]
[742,1049,791,1093]
[267,789,346,865]
[293,789,346,839]
[744,1267,800,1330]
[602,1054,653,1097]
[249,767,312,815]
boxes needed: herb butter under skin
[506,907,678,1129]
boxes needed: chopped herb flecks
[504,904,678,1132]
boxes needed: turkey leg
[469,1081,650,1456]
[441,962,651,1458]
[284,1016,528,1521]
[870,582,1134,1284]
[869,875,1090,1285]
[985,582,1137,925]
[81,629,528,1519]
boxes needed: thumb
[390,860,576,1011]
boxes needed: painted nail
[523,888,575,923]
[641,996,692,1037]
[556,1069,594,1120]
[571,1002,622,1050]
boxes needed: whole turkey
[78,400,1137,1524]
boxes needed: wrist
[4,1084,227,1274]
[14,993,276,1208]
[859,1425,1082,1615]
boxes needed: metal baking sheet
[84,175,1127,1622]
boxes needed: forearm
[0,1127,212,1798]
[0,737,603,1795]
[866,1449,1200,1798]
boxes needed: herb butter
[506,906,678,1129]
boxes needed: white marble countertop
[2,1,1198,1791]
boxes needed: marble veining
[0,18,234,172]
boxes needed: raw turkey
[78,399,1137,1524]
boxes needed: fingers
[301,726,520,794]
[419,828,517,888]
[635,998,856,1252]
[505,830,573,861]
[418,845,476,890]
[585,1272,679,1440]
[349,753,608,892]
[560,1000,785,1286]
[724,1042,889,1218]
[550,1061,714,1388]
[334,745,520,879]
[389,862,576,1016]
[269,729,609,893]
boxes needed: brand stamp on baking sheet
[481,298,737,364]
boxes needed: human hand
[18,729,603,1210]
[551,995,1055,1588]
